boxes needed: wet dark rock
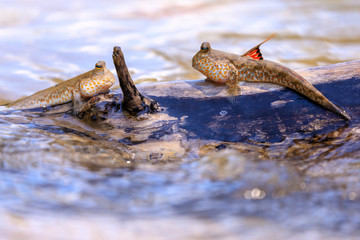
[28,56,360,160]
[59,47,360,144]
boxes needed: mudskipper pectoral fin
[227,82,241,95]
[226,84,241,104]
[72,89,85,114]
[224,61,242,104]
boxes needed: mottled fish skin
[8,61,116,109]
[192,38,351,121]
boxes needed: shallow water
[1,0,360,239]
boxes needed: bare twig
[112,46,159,116]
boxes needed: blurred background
[0,0,360,239]
[0,0,359,102]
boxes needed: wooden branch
[112,46,159,116]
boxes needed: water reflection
[1,105,360,238]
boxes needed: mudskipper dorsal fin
[241,33,275,60]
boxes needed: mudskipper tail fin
[332,103,351,121]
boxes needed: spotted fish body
[192,35,351,121]
[9,61,116,109]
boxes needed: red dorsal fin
[241,33,275,60]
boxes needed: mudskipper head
[80,60,116,98]
[192,42,232,84]
[192,42,212,71]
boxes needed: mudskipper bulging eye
[95,61,105,69]
[201,42,210,51]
